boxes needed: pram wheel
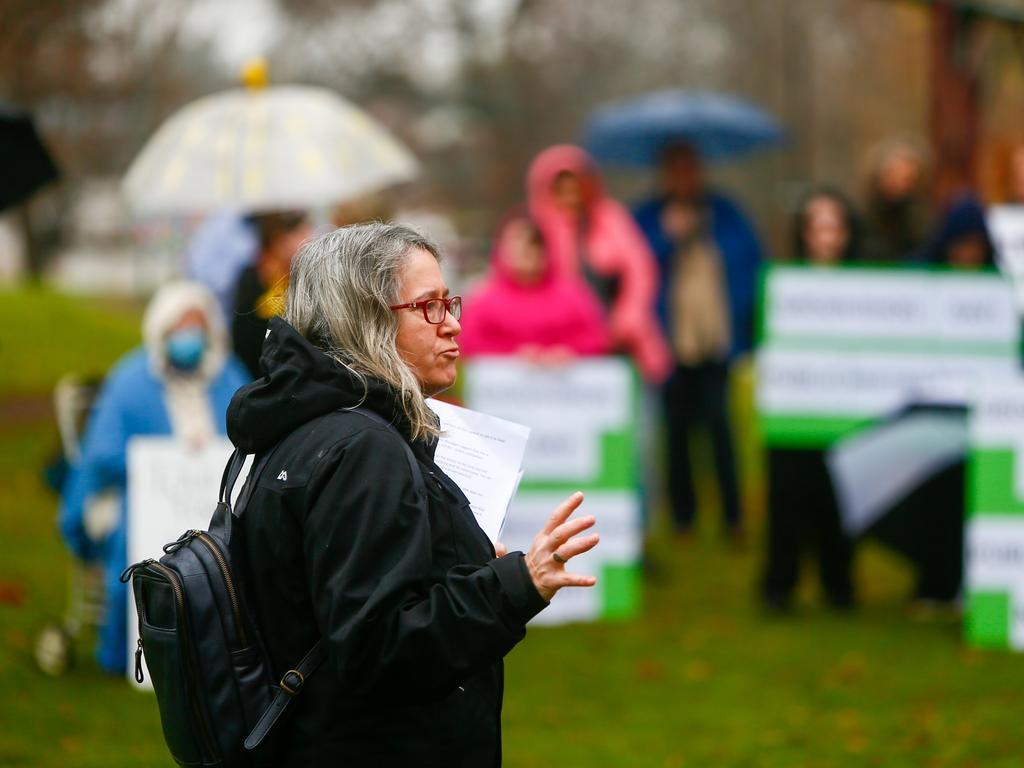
[35,622,74,676]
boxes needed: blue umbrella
[583,89,785,168]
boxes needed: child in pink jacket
[460,216,610,359]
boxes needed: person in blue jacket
[634,143,764,537]
[58,281,249,675]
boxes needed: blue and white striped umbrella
[123,85,418,216]
[583,89,785,168]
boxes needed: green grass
[2,289,1024,767]
[0,287,141,396]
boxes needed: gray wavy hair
[285,222,443,441]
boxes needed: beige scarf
[669,239,731,365]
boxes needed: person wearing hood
[919,194,995,269]
[58,282,248,674]
[526,144,671,381]
[868,194,995,613]
[228,222,599,766]
[458,215,611,359]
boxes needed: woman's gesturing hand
[524,492,599,602]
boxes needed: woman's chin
[423,368,458,398]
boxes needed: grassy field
[2,288,1023,767]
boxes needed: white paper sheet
[427,399,530,543]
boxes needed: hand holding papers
[427,399,530,543]
[428,384,600,610]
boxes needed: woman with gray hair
[226,222,599,766]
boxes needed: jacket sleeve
[715,197,765,354]
[302,426,548,701]
[606,206,673,382]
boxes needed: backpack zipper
[145,560,221,763]
[194,532,249,647]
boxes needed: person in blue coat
[58,281,249,675]
[634,143,765,536]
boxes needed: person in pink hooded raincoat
[459,216,611,358]
[526,144,671,382]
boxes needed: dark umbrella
[582,89,785,167]
[0,103,60,211]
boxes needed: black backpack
[121,408,424,767]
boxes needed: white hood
[143,280,229,383]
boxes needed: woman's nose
[440,311,461,337]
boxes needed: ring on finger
[552,551,567,564]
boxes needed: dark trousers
[762,448,854,605]
[869,461,964,602]
[662,362,741,530]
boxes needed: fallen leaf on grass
[0,580,26,606]
[635,658,665,681]
[683,659,712,682]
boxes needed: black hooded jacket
[226,317,548,767]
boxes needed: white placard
[972,376,1024,447]
[464,358,633,482]
[758,348,1016,417]
[965,517,1024,589]
[990,205,1024,265]
[499,490,641,625]
[970,375,1024,504]
[126,436,236,686]
[1012,588,1024,650]
[427,399,530,543]
[520,428,599,480]
[765,267,1015,344]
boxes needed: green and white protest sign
[966,378,1024,649]
[757,265,1017,447]
[759,264,1024,649]
[460,357,642,624]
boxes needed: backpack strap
[219,448,247,506]
[208,448,276,542]
[243,406,425,753]
[244,641,328,750]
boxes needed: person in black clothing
[869,195,996,607]
[918,193,995,269]
[231,211,311,377]
[227,222,599,766]
[861,137,931,263]
[762,187,860,611]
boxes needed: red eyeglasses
[388,296,463,324]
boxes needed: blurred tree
[0,0,223,279]
[261,0,932,257]
[9,0,1024,278]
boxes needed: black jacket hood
[227,317,417,453]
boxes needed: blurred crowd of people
[54,130,1024,675]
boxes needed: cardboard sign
[461,358,643,624]
[757,265,1017,447]
[966,376,1024,650]
[125,436,235,685]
